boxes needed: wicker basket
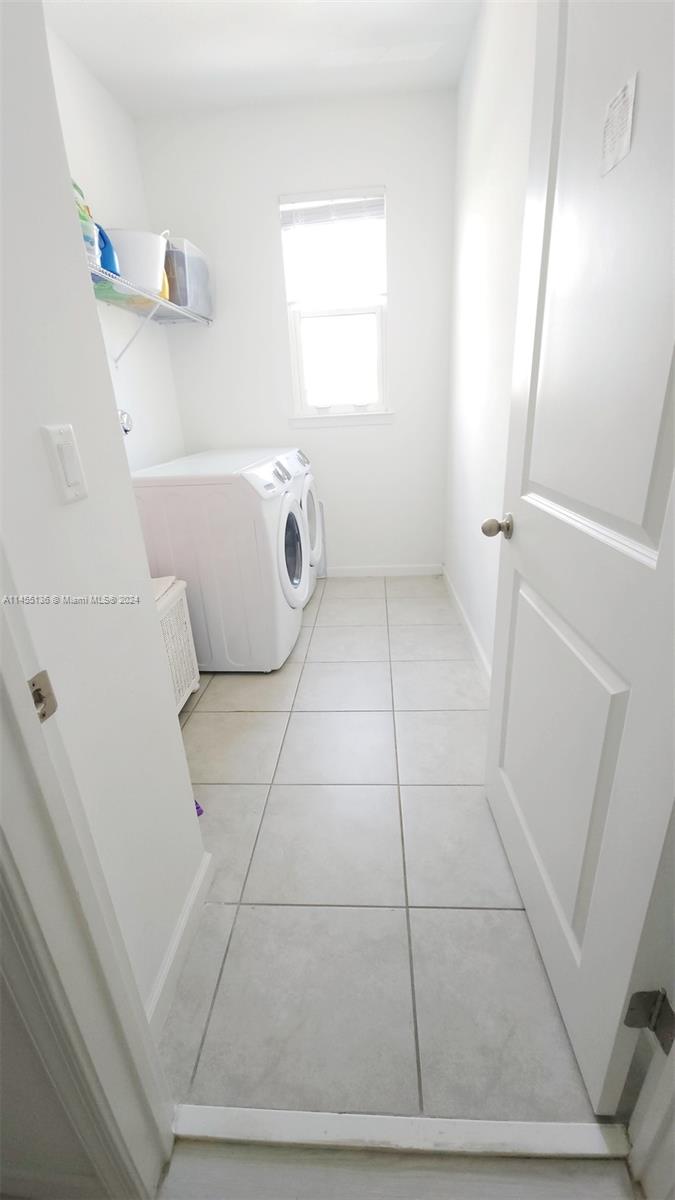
[153,576,199,712]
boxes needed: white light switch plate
[42,424,88,503]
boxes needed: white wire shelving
[91,266,211,365]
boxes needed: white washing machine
[235,446,325,599]
[132,449,311,672]
[277,448,325,599]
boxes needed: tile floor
[165,576,595,1122]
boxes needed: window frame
[279,187,388,422]
[288,301,387,419]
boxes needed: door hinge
[624,988,674,1056]
[28,670,58,723]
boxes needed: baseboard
[173,1105,629,1159]
[145,851,213,1037]
[443,570,491,691]
[328,564,444,578]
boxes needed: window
[280,191,387,418]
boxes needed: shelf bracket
[111,301,161,367]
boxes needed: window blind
[280,195,385,229]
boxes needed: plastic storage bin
[107,229,168,294]
[165,238,212,318]
[153,576,199,712]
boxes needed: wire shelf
[91,266,211,326]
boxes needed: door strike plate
[28,670,58,723]
[624,988,674,1056]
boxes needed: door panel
[527,1,672,533]
[487,0,673,1114]
[501,580,628,944]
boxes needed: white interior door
[486,0,673,1114]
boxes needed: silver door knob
[481,513,513,539]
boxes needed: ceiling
[45,0,480,117]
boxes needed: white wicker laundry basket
[153,576,200,712]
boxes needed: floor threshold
[173,1104,629,1159]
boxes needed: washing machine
[230,446,325,599]
[276,448,325,598]
[132,449,311,671]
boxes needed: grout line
[188,779,486,787]
[187,672,304,1094]
[385,576,425,1115]
[194,707,393,715]
[185,706,486,716]
[179,672,216,730]
[194,783,489,791]
[203,902,526,911]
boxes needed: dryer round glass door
[278,494,310,608]
[301,473,322,567]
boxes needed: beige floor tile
[385,575,449,598]
[243,785,404,905]
[158,903,235,1100]
[323,576,385,598]
[275,711,397,783]
[307,625,389,662]
[196,662,301,711]
[389,625,472,661]
[190,906,419,1113]
[317,598,387,626]
[392,660,488,710]
[301,583,324,627]
[395,711,488,784]
[194,784,268,901]
[411,909,595,1121]
[294,662,392,710]
[401,786,521,907]
[288,627,312,662]
[387,597,460,626]
[180,673,213,715]
[183,712,288,783]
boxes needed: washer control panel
[242,448,310,498]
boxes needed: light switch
[42,424,88,503]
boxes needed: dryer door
[301,473,323,567]
[278,493,310,608]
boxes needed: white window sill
[289,411,394,429]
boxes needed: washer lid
[133,449,290,484]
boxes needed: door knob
[481,513,513,540]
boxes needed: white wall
[2,0,205,1008]
[445,1,537,670]
[46,32,185,472]
[138,93,455,573]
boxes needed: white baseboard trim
[145,851,213,1037]
[173,1106,629,1159]
[443,570,491,690]
[328,564,444,578]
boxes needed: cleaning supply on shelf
[96,225,120,276]
[106,228,169,294]
[73,179,100,270]
[165,236,212,317]
[160,269,170,300]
